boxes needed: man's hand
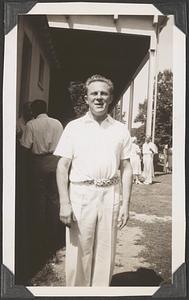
[59,203,76,227]
[117,205,129,230]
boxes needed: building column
[128,80,134,132]
[152,22,160,143]
[146,48,156,137]
[119,96,123,122]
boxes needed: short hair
[31,99,47,115]
[85,74,114,94]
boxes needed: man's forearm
[121,161,133,209]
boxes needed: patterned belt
[81,175,120,187]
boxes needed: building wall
[16,16,50,118]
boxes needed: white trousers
[66,182,120,286]
[143,154,154,184]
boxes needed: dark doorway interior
[48,26,150,123]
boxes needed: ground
[30,173,172,287]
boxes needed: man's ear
[84,95,88,105]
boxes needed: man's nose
[96,92,102,99]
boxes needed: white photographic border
[2,2,186,297]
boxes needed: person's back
[25,114,63,154]
[20,99,64,268]
[21,100,63,154]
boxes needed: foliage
[131,125,145,148]
[133,70,173,150]
[134,99,147,124]
[68,81,88,118]
[155,70,173,149]
[113,101,122,121]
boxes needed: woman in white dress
[130,137,142,184]
[142,136,158,184]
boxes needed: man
[142,135,158,184]
[21,99,63,266]
[54,75,133,286]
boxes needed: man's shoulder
[66,116,85,127]
[26,119,34,127]
[112,118,125,127]
[48,116,63,126]
[110,118,130,132]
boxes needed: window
[19,34,32,115]
[38,54,45,89]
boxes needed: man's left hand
[117,205,129,229]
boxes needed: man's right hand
[59,203,75,227]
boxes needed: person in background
[142,135,158,184]
[163,144,169,174]
[130,136,142,184]
[20,99,63,266]
[16,101,33,140]
[167,143,172,173]
[54,74,133,286]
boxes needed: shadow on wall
[111,268,164,286]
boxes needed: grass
[130,174,172,217]
[128,173,172,283]
[128,219,172,283]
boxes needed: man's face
[145,136,151,143]
[85,81,113,117]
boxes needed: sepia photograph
[1,1,187,298]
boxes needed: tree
[155,70,173,150]
[134,99,147,124]
[68,81,88,118]
[133,100,147,146]
[133,70,173,150]
[131,125,145,147]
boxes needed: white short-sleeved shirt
[130,143,141,157]
[142,142,158,155]
[21,113,63,154]
[54,113,131,182]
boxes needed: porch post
[128,80,134,132]
[119,96,123,122]
[146,48,156,137]
[152,22,160,143]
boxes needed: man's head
[84,75,113,119]
[145,135,151,143]
[31,99,47,118]
[132,136,137,144]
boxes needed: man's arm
[118,159,133,229]
[56,156,73,227]
[20,123,33,150]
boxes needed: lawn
[128,173,172,284]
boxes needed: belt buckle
[94,179,111,187]
[94,179,102,186]
[94,176,119,187]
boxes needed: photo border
[0,0,188,298]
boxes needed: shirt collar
[36,113,48,119]
[83,112,114,125]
